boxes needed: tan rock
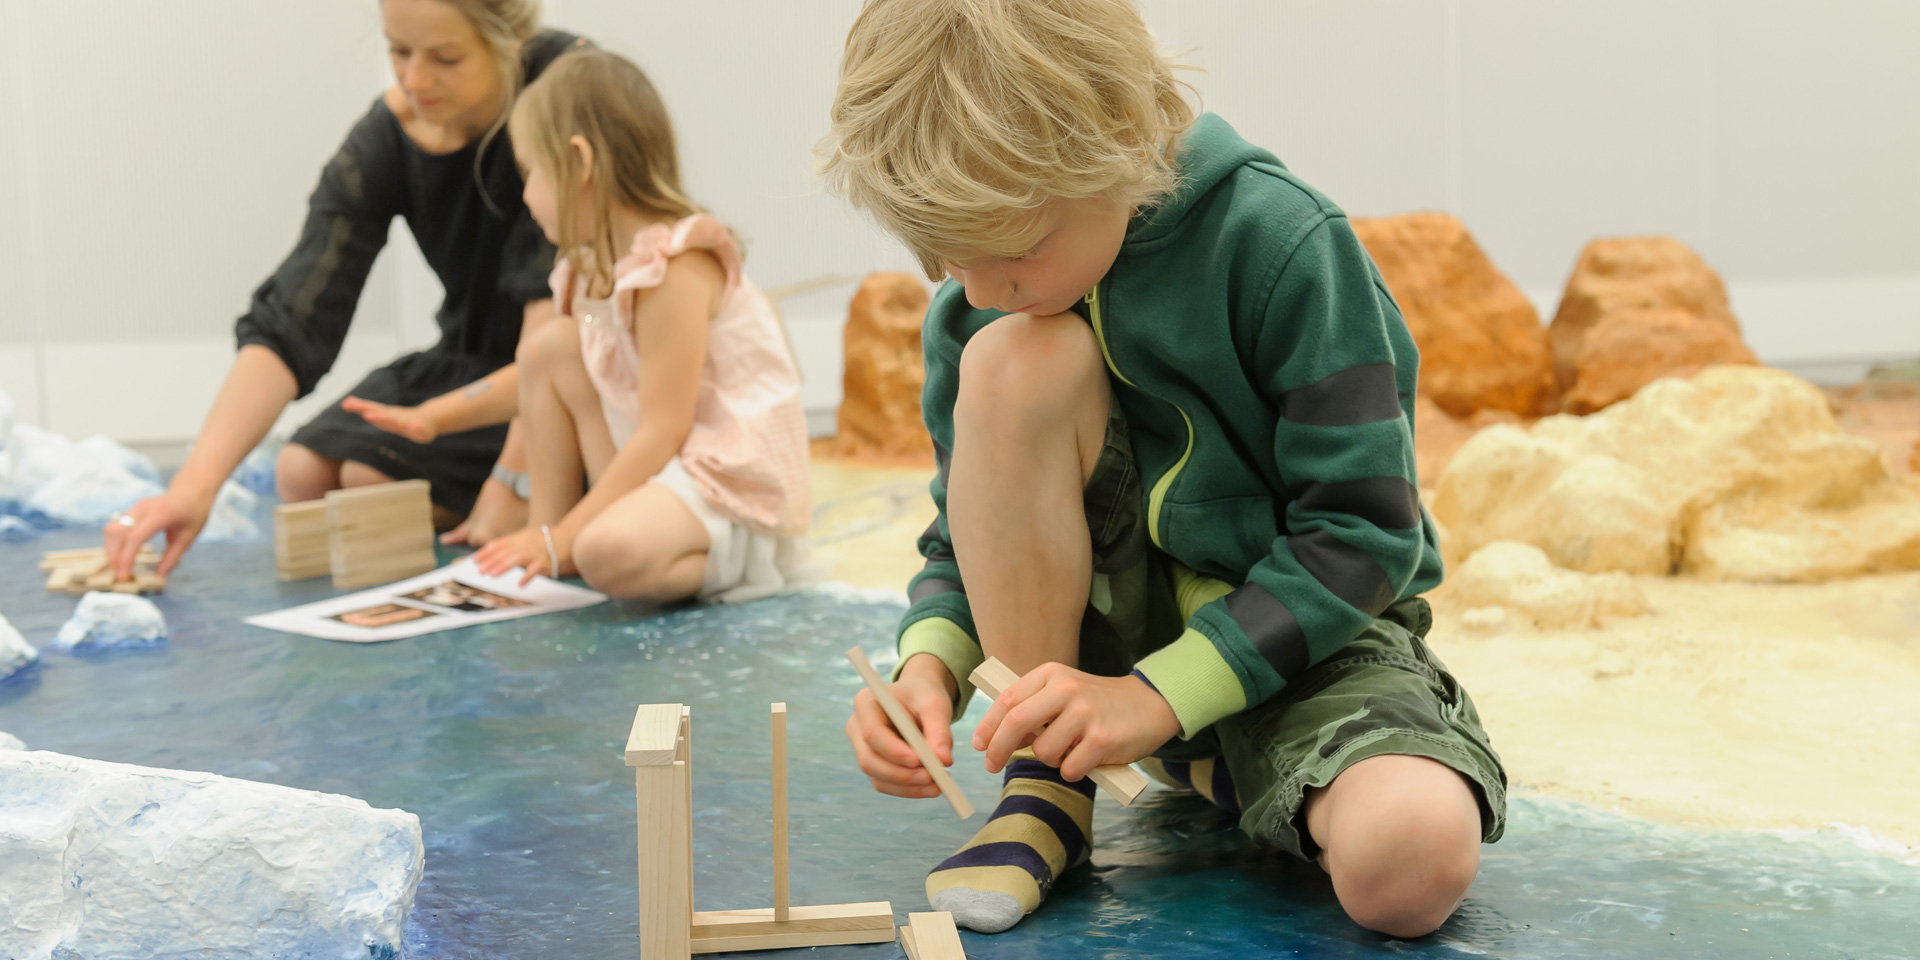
[1434,365,1920,582]
[1445,540,1647,629]
[1549,236,1750,408]
[832,273,932,459]
[1561,307,1758,414]
[1353,213,1557,418]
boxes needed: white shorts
[653,458,819,604]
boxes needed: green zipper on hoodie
[1086,283,1194,551]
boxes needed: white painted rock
[1435,366,1920,581]
[1446,541,1647,629]
[1,611,38,680]
[0,751,422,960]
[52,593,167,651]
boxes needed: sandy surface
[807,452,1920,850]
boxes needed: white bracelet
[540,524,559,579]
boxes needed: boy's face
[943,196,1130,318]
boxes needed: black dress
[235,30,586,515]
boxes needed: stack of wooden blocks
[42,547,165,595]
[273,479,437,589]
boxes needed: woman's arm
[343,299,560,442]
[104,345,298,577]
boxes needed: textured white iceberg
[6,426,163,525]
[0,731,23,751]
[1,612,38,680]
[0,514,40,542]
[52,593,167,651]
[233,435,286,495]
[197,480,262,543]
[0,750,422,960]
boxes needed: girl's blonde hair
[511,48,703,296]
[818,0,1196,278]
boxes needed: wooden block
[85,567,115,591]
[110,580,140,594]
[326,481,437,588]
[637,764,692,960]
[969,657,1151,806]
[625,704,686,766]
[846,647,974,819]
[689,902,896,953]
[136,572,165,594]
[904,912,965,960]
[771,703,789,923]
[274,500,332,581]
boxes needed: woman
[105,0,587,578]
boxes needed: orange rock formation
[832,273,933,459]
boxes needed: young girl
[469,48,812,603]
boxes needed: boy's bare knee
[1327,798,1481,938]
[955,311,1105,426]
[516,313,581,369]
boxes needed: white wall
[2,0,1915,445]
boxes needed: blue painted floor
[2,525,1915,959]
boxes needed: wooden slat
[846,647,974,819]
[637,764,691,960]
[905,912,967,959]
[771,703,789,923]
[968,658,1150,806]
[626,704,685,766]
[690,902,896,952]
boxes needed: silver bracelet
[540,524,559,579]
[490,463,532,499]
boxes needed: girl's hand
[442,476,528,547]
[845,654,959,799]
[341,396,438,444]
[103,488,213,579]
[472,524,573,586]
[972,663,1182,783]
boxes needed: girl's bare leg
[516,319,618,526]
[572,482,709,602]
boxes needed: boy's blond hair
[511,48,703,297]
[819,0,1195,278]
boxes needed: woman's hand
[972,662,1182,783]
[441,476,528,547]
[845,654,960,799]
[341,396,438,445]
[103,488,214,579]
[472,524,573,585]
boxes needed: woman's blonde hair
[511,48,702,296]
[819,0,1196,278]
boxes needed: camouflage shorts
[1077,407,1507,860]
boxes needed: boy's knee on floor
[1322,796,1481,938]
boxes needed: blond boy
[822,0,1505,939]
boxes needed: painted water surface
[1,532,1914,959]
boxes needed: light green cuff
[1134,628,1249,740]
[1171,563,1235,619]
[895,617,985,715]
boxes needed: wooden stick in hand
[968,657,1151,806]
[846,647,975,819]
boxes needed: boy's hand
[342,397,438,444]
[846,653,959,799]
[973,663,1181,782]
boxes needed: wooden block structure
[845,647,974,819]
[969,657,1151,806]
[41,547,164,596]
[324,480,437,589]
[625,701,894,958]
[273,500,331,581]
[898,911,967,960]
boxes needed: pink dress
[551,215,815,601]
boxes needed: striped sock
[925,754,1095,933]
[1138,756,1240,816]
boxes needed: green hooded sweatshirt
[896,113,1445,739]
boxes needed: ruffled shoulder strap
[612,214,742,295]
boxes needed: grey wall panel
[18,1,396,343]
[0,0,35,348]
[1145,0,1453,220]
[1708,0,1920,281]
[1455,0,1713,290]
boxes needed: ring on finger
[113,513,136,528]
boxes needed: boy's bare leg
[1304,754,1484,938]
[929,311,1111,933]
[515,318,616,527]
[947,311,1111,674]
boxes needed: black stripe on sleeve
[1291,528,1396,616]
[1293,476,1422,530]
[1224,584,1311,681]
[933,440,952,489]
[918,518,955,564]
[1280,363,1403,426]
[909,576,965,604]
